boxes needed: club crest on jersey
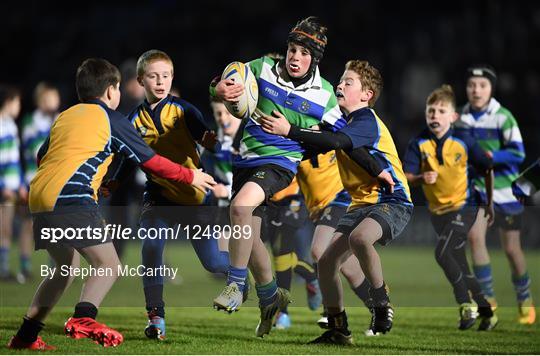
[452,213,465,226]
[455,153,462,163]
[299,100,311,113]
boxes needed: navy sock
[353,279,371,307]
[16,316,44,343]
[73,302,98,319]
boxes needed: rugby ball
[221,62,258,119]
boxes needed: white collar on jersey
[274,62,323,92]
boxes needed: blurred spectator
[0,85,25,281]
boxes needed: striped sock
[512,272,531,302]
[473,264,495,298]
[20,254,31,273]
[227,266,248,292]
[256,278,278,307]
[0,247,9,275]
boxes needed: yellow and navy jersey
[403,128,491,215]
[30,100,155,213]
[129,95,210,205]
[297,151,351,217]
[336,107,412,210]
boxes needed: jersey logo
[254,171,266,179]
[299,100,311,113]
[264,87,279,97]
[421,151,431,161]
[455,153,462,163]
[320,207,333,221]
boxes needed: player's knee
[468,232,485,249]
[502,243,521,259]
[311,245,323,262]
[349,232,372,251]
[229,203,253,221]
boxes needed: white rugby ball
[221,61,258,119]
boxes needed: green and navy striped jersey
[455,98,525,215]
[236,56,346,173]
[0,116,22,192]
[21,110,55,186]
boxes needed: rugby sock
[147,306,165,318]
[144,285,165,316]
[369,283,390,306]
[16,316,44,343]
[227,265,248,292]
[512,272,531,302]
[473,264,495,298]
[353,279,372,307]
[256,278,278,307]
[0,247,9,275]
[73,302,98,319]
[328,310,351,334]
[20,254,31,273]
[452,242,490,308]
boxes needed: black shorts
[336,203,413,246]
[430,206,479,238]
[315,205,347,229]
[232,164,295,217]
[32,208,108,250]
[494,211,522,231]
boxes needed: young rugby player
[404,84,498,330]
[7,58,213,350]
[261,60,412,344]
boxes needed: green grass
[1,244,539,354]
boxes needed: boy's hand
[422,171,438,184]
[17,186,28,204]
[200,130,218,150]
[260,110,291,136]
[485,203,495,226]
[216,79,244,101]
[2,189,16,201]
[212,183,229,199]
[99,180,120,198]
[191,168,217,193]
[377,170,395,193]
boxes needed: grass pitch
[1,244,539,354]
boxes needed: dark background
[2,0,540,247]
[2,0,539,160]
